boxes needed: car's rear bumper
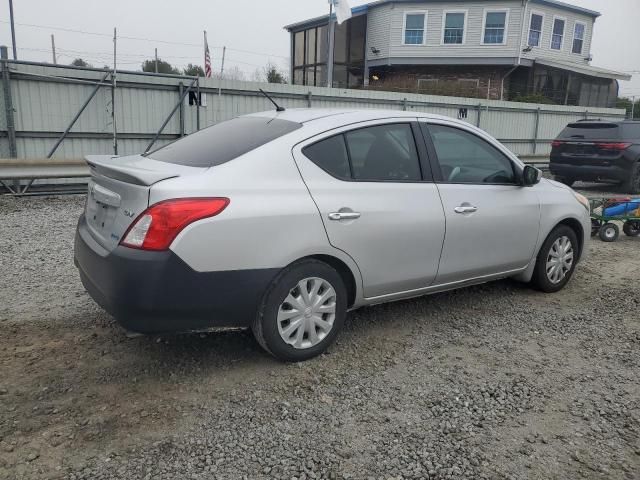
[549,162,628,182]
[74,215,279,334]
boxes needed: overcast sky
[1,0,638,96]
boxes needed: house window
[551,18,565,50]
[404,12,426,45]
[573,22,585,54]
[483,11,507,44]
[443,12,466,44]
[528,13,543,47]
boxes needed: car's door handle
[328,211,361,221]
[454,205,478,214]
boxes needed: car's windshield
[146,116,302,167]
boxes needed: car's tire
[531,225,579,293]
[599,222,619,242]
[252,259,347,362]
[555,176,575,187]
[621,162,640,194]
[623,220,640,237]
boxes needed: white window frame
[481,8,510,46]
[550,15,566,51]
[441,10,467,46]
[527,10,545,48]
[572,21,586,55]
[402,11,428,46]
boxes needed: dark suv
[550,120,640,194]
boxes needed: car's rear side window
[302,135,351,180]
[302,123,423,182]
[147,116,302,167]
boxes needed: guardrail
[0,158,89,195]
[0,156,551,196]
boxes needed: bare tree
[222,66,245,81]
[264,62,287,84]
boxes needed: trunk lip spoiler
[84,154,194,187]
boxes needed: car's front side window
[427,124,516,184]
[303,123,423,182]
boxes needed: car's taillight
[595,142,632,151]
[121,198,229,251]
[551,140,565,148]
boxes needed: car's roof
[247,108,454,125]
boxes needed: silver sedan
[74,109,591,361]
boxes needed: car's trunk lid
[84,154,206,252]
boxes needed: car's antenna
[259,88,285,112]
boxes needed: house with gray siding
[284,0,631,107]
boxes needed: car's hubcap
[277,277,337,350]
[546,236,574,284]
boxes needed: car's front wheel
[531,225,579,293]
[252,259,347,362]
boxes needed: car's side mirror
[522,165,542,186]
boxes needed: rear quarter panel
[150,138,364,299]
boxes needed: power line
[0,20,291,60]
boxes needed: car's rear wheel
[623,220,640,237]
[555,176,575,187]
[621,162,640,194]
[531,225,579,293]
[252,259,347,362]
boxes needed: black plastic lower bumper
[549,162,628,182]
[74,215,280,333]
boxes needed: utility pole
[632,96,636,120]
[8,0,17,59]
[220,46,226,78]
[154,47,158,73]
[51,34,57,64]
[218,46,226,101]
[326,1,335,88]
[112,27,118,155]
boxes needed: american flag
[204,31,212,78]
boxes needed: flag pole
[327,1,335,88]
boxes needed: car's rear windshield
[559,122,640,141]
[146,116,302,167]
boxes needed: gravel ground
[0,184,639,480]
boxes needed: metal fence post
[533,107,541,154]
[179,82,185,137]
[402,98,407,111]
[1,46,17,159]
[307,91,312,108]
[145,77,197,153]
[476,103,482,127]
[196,78,201,131]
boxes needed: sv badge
[123,209,136,218]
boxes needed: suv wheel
[252,259,347,362]
[531,225,579,293]
[622,162,640,194]
[555,176,575,187]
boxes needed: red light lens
[595,142,632,151]
[551,140,565,148]
[121,197,229,251]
